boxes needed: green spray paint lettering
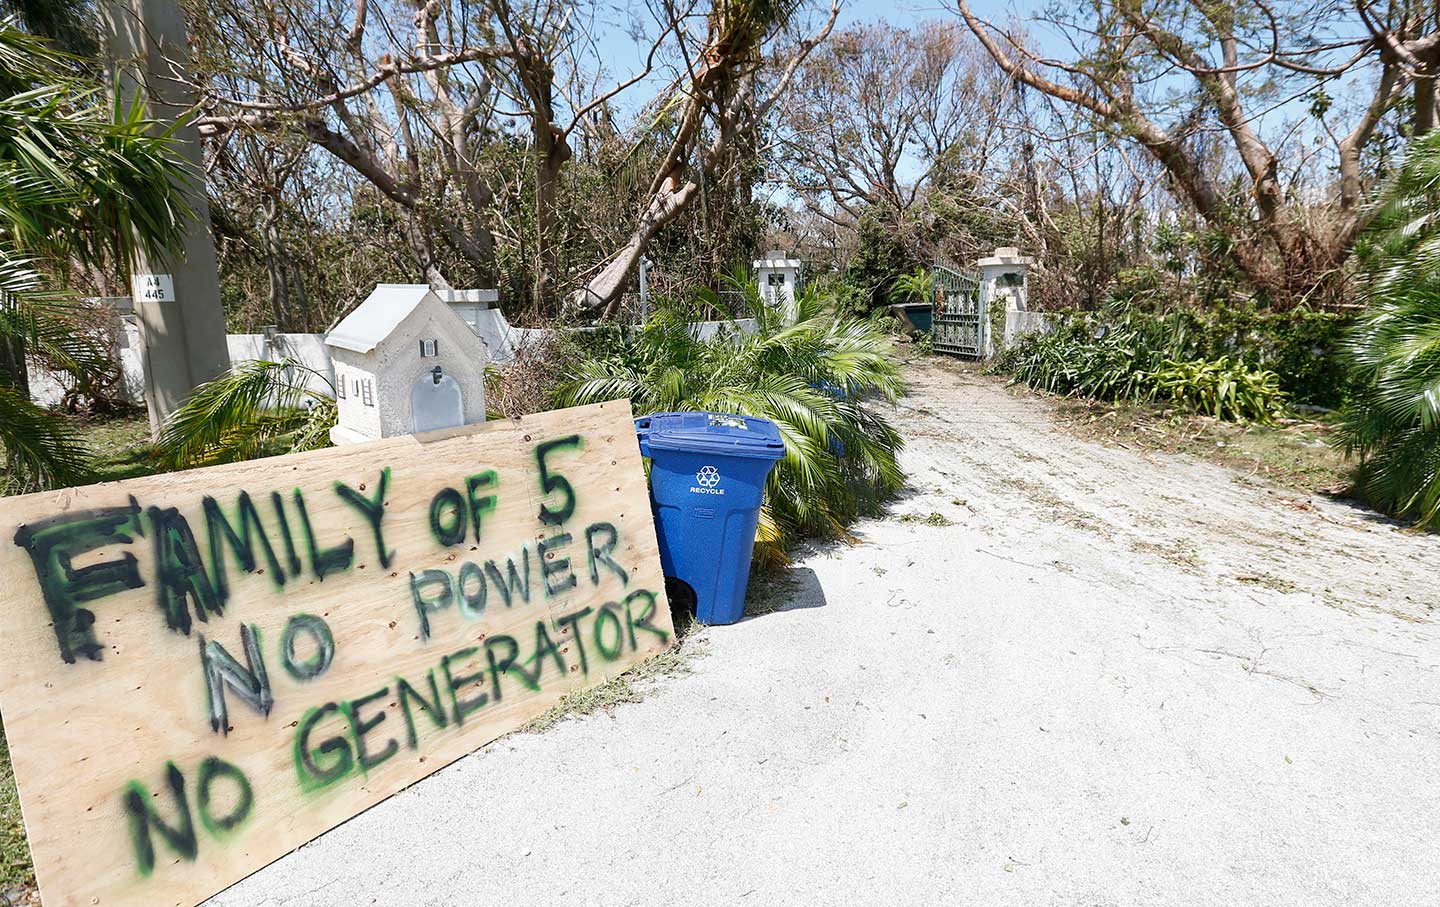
[538,531,577,598]
[202,491,286,609]
[198,623,272,735]
[334,468,395,568]
[293,702,354,793]
[122,756,254,877]
[465,471,498,541]
[342,686,399,775]
[148,505,223,635]
[534,435,582,525]
[281,613,335,682]
[428,486,468,547]
[291,488,354,580]
[556,606,593,675]
[584,522,629,588]
[396,671,449,748]
[12,499,145,663]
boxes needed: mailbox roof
[326,284,435,354]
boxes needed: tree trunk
[1418,75,1436,137]
[0,335,29,399]
[518,50,571,316]
[406,214,452,289]
[574,177,700,314]
[262,196,290,328]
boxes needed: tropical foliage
[887,267,933,306]
[557,280,906,565]
[0,19,190,491]
[1336,130,1440,528]
[1147,357,1284,424]
[1002,311,1286,423]
[153,358,336,469]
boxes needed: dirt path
[211,358,1440,907]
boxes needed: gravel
[208,358,1440,907]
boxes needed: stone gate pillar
[975,247,1035,354]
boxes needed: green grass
[2,410,157,494]
[70,411,158,484]
[1,723,34,892]
[1050,394,1351,496]
[520,613,709,734]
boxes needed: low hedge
[1048,305,1355,407]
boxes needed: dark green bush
[1002,316,1286,423]
[1042,304,1354,407]
[1334,130,1440,529]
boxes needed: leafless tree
[570,0,841,315]
[955,0,1436,308]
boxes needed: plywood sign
[0,400,673,907]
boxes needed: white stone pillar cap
[976,247,1034,268]
[754,250,802,268]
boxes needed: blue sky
[577,0,1378,198]
[585,0,1060,117]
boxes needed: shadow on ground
[743,565,828,620]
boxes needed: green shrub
[153,359,336,468]
[1147,357,1284,423]
[557,279,906,566]
[1335,130,1440,528]
[1048,304,1354,407]
[1003,318,1285,422]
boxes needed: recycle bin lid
[637,411,786,459]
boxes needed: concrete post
[102,0,230,436]
[975,247,1035,354]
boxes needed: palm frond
[558,276,906,564]
[0,18,192,268]
[0,383,89,492]
[1337,130,1440,528]
[154,359,335,468]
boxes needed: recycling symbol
[696,465,721,488]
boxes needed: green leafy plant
[154,359,336,468]
[888,267,933,305]
[558,278,906,565]
[1003,311,1285,423]
[1335,130,1440,527]
[0,20,191,492]
[1146,357,1284,423]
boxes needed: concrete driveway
[209,359,1440,907]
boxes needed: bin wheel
[665,576,697,624]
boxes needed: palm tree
[153,359,336,468]
[888,267,933,306]
[1337,129,1440,527]
[0,19,190,492]
[558,278,906,566]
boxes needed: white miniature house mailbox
[754,249,802,308]
[325,284,488,446]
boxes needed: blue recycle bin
[635,412,786,625]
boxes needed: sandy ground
[209,358,1440,907]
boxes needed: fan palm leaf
[558,278,906,566]
[0,383,87,492]
[1338,129,1440,527]
[0,18,192,493]
[154,359,335,469]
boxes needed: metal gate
[931,262,987,358]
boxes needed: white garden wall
[27,307,758,408]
